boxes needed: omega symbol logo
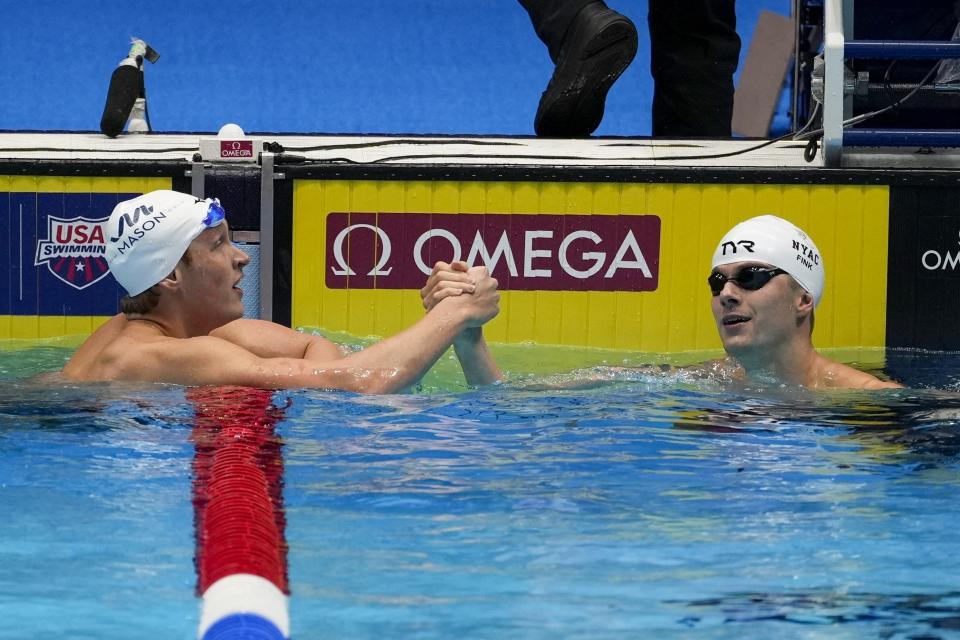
[330,224,394,276]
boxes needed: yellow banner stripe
[292,180,890,351]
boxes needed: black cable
[281,94,828,166]
[273,136,797,165]
[878,9,953,113]
[882,60,900,115]
[353,104,825,165]
[848,59,938,125]
[265,104,824,165]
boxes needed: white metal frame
[822,0,853,166]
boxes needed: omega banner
[324,212,660,291]
[292,180,892,352]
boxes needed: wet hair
[119,250,192,316]
[120,285,161,314]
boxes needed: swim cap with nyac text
[710,215,825,306]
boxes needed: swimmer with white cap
[707,215,900,389]
[62,190,502,391]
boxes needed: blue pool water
[1,345,960,639]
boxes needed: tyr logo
[720,239,755,256]
[110,204,155,242]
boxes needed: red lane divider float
[189,387,290,640]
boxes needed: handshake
[419,261,501,329]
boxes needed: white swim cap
[105,190,226,296]
[710,215,825,306]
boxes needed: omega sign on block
[325,212,661,291]
[220,140,253,159]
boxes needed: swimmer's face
[179,221,250,330]
[709,261,811,357]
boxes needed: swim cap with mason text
[710,215,825,306]
[105,190,226,296]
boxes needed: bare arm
[859,373,904,389]
[210,318,346,360]
[452,329,502,386]
[112,286,497,393]
[863,378,905,390]
[421,261,503,385]
[124,336,398,391]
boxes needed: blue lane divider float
[202,613,287,640]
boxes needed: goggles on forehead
[202,198,226,228]
[707,266,788,296]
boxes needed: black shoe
[534,3,638,138]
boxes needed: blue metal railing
[845,40,960,60]
[844,129,960,147]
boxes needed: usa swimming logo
[34,216,111,290]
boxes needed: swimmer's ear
[156,266,183,292]
[796,290,815,316]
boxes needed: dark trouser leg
[518,0,595,62]
[520,0,639,137]
[648,0,740,137]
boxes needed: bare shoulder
[62,314,128,379]
[685,357,744,380]
[110,334,257,385]
[821,360,903,390]
[210,318,346,360]
[62,330,161,382]
[64,325,253,384]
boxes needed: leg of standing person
[648,0,740,137]
[519,0,638,137]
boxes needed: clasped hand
[420,261,500,327]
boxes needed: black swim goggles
[707,266,788,296]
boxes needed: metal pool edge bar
[1,132,959,353]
